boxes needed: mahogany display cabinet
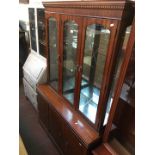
[37,1,135,155]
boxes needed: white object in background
[23,52,47,110]
[23,78,38,110]
[28,6,44,55]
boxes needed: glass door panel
[108,47,135,155]
[79,24,110,123]
[28,8,37,51]
[62,20,78,104]
[103,25,132,125]
[49,17,59,91]
[37,8,46,57]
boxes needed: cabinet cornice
[43,1,126,10]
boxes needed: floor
[19,81,60,155]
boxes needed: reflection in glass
[120,47,135,107]
[103,25,132,125]
[37,8,45,43]
[108,46,135,155]
[37,8,46,57]
[62,20,78,104]
[49,17,58,91]
[29,8,37,51]
[79,24,110,123]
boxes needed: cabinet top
[42,1,131,10]
[42,0,134,20]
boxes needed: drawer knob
[79,143,82,147]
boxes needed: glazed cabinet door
[60,15,83,106]
[77,18,118,128]
[47,14,61,93]
[28,8,37,51]
[37,8,46,57]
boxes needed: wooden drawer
[37,94,49,130]
[23,78,38,110]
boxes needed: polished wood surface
[92,143,118,155]
[43,1,126,20]
[43,1,126,9]
[38,94,49,130]
[43,0,134,21]
[37,84,100,148]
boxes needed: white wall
[19,0,44,23]
[19,0,77,23]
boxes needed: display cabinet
[28,8,46,57]
[37,1,135,155]
[37,8,46,57]
[28,8,37,52]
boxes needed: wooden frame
[43,0,134,132]
[45,13,61,93]
[103,18,135,142]
[76,17,119,130]
[60,15,83,108]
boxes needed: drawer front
[31,93,38,110]
[37,94,49,129]
[23,78,38,110]
[23,71,36,90]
